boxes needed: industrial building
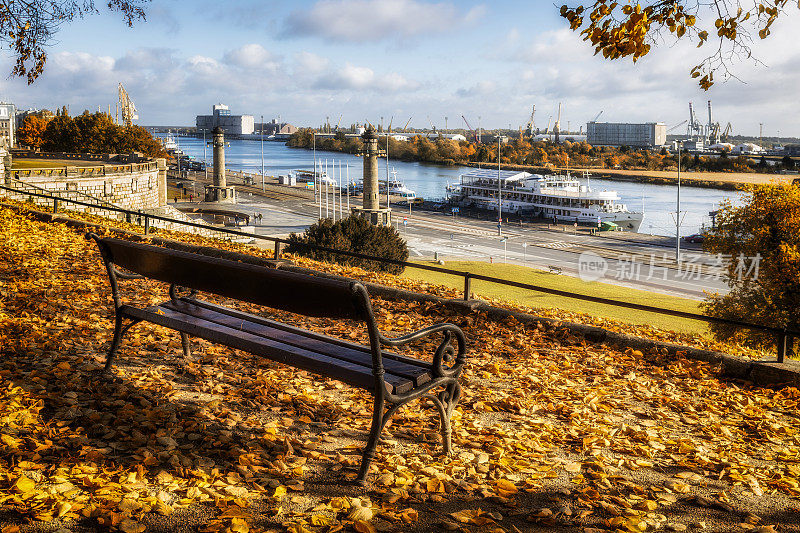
[257,119,297,136]
[0,102,16,148]
[196,104,254,136]
[587,122,666,148]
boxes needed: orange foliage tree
[41,110,166,157]
[17,114,51,149]
[702,183,800,347]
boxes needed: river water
[169,135,740,237]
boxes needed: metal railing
[1,184,796,362]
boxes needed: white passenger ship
[454,169,643,231]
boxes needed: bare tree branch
[0,0,148,84]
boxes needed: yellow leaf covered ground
[0,204,799,533]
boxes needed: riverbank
[463,161,798,191]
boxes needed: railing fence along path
[1,183,796,362]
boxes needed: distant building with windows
[587,122,666,148]
[0,102,16,148]
[196,104,254,136]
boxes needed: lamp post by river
[313,131,321,219]
[676,140,682,264]
[260,115,264,192]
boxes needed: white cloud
[313,63,419,93]
[223,44,280,72]
[186,55,222,76]
[375,72,420,92]
[320,63,375,89]
[282,0,484,42]
[456,80,495,98]
[294,51,330,75]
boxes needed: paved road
[172,178,731,301]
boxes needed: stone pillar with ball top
[204,126,236,203]
[352,126,391,225]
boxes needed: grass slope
[403,260,708,335]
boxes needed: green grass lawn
[402,260,710,335]
[10,159,104,169]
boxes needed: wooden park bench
[88,234,467,483]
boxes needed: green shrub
[285,215,409,274]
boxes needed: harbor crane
[335,114,343,131]
[721,122,733,142]
[525,105,536,137]
[402,116,413,132]
[427,115,436,132]
[387,116,394,133]
[554,102,562,143]
[667,120,688,133]
[591,110,603,122]
[461,115,478,142]
[117,83,138,127]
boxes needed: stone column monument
[352,126,391,225]
[155,158,167,206]
[204,126,236,203]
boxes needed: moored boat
[455,168,643,231]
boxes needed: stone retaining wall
[4,153,166,212]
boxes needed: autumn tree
[1,1,148,84]
[701,183,800,348]
[16,113,51,149]
[41,110,166,157]
[559,1,799,88]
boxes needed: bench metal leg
[433,382,462,455]
[357,394,385,484]
[180,332,191,359]
[356,380,462,484]
[104,314,140,373]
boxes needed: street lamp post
[497,136,502,236]
[522,242,527,262]
[501,237,508,263]
[676,141,682,264]
[260,115,264,192]
[313,132,320,219]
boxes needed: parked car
[683,233,705,243]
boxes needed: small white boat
[385,170,417,199]
[294,169,336,187]
[160,132,179,152]
[353,169,416,199]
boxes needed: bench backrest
[96,237,370,321]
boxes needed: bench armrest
[380,324,466,378]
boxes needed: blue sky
[0,0,797,136]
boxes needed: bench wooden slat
[180,298,434,370]
[164,300,432,387]
[100,238,365,320]
[165,299,433,387]
[120,305,414,395]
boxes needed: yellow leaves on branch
[559,1,798,88]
